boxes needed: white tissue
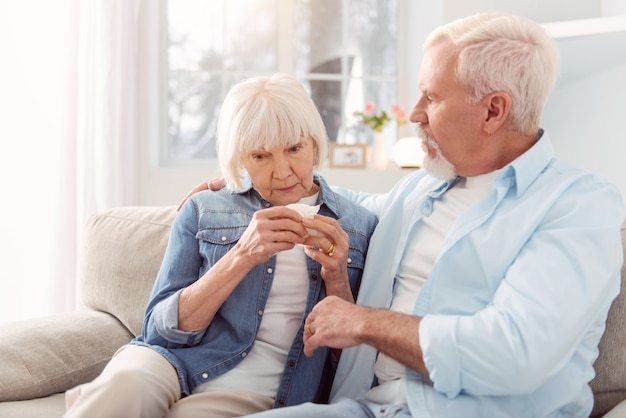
[286,203,322,237]
[286,203,320,218]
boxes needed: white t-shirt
[366,172,498,405]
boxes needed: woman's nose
[272,156,293,178]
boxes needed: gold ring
[324,243,335,256]
[306,324,314,335]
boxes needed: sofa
[0,206,624,417]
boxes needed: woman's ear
[483,92,511,135]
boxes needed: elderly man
[186,12,625,418]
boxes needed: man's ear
[483,92,511,135]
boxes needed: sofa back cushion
[590,222,626,417]
[79,206,176,336]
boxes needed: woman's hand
[178,206,308,331]
[300,215,353,302]
[233,206,309,266]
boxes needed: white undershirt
[365,172,499,405]
[194,194,319,397]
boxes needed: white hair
[216,73,328,189]
[425,12,560,135]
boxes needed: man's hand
[303,296,363,357]
[177,178,226,211]
[303,296,429,376]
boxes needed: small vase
[370,131,388,170]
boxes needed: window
[165,0,403,162]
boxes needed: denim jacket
[131,173,377,408]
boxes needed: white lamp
[393,137,425,168]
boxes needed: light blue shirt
[330,133,625,417]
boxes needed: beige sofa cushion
[590,222,626,417]
[0,393,66,418]
[79,206,176,336]
[0,311,133,402]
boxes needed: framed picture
[329,144,368,168]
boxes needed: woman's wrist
[324,276,354,303]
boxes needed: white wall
[543,63,626,197]
[443,0,601,23]
[541,15,626,200]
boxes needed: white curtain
[0,0,140,322]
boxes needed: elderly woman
[63,74,377,418]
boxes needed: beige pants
[64,345,274,418]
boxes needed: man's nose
[409,96,427,124]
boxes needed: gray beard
[423,154,456,181]
[415,124,456,181]
[418,131,457,180]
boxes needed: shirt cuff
[420,314,462,398]
[153,289,205,345]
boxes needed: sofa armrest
[604,399,626,418]
[0,311,133,402]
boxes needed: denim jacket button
[258,310,263,316]
[241,352,247,358]
[267,268,273,274]
[202,373,208,379]
[347,257,352,264]
[221,236,227,241]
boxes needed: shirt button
[288,360,296,367]
[202,373,208,379]
[267,268,273,274]
[258,310,263,316]
[311,274,317,281]
[221,236,227,242]
[277,399,285,406]
[241,352,247,358]
[347,258,352,264]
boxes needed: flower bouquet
[353,102,407,133]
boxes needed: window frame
[140,0,422,169]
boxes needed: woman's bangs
[239,105,306,151]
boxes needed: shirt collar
[425,129,553,199]
[496,129,554,197]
